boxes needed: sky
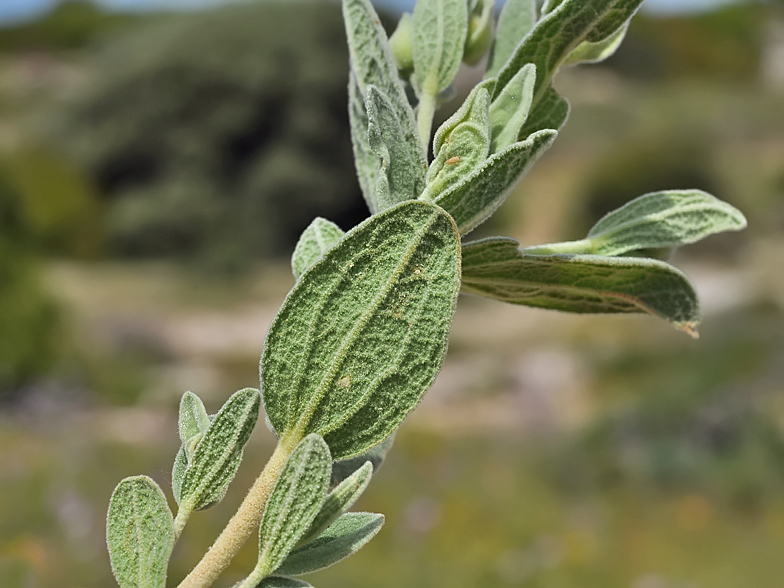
[0,0,750,26]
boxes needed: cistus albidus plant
[105,0,747,587]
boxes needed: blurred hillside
[1,1,783,588]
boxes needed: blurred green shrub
[53,2,369,265]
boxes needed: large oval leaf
[461,237,701,336]
[261,200,461,460]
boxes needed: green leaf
[343,0,423,212]
[518,86,570,137]
[494,0,644,108]
[424,130,557,236]
[461,237,701,336]
[412,0,468,97]
[171,446,187,505]
[257,434,332,576]
[275,513,385,576]
[261,200,461,460]
[179,388,260,513]
[292,218,345,281]
[524,190,748,257]
[485,0,536,78]
[563,21,629,66]
[367,85,428,210]
[178,391,210,445]
[299,461,373,547]
[463,0,495,66]
[107,476,174,588]
[348,72,380,212]
[424,82,492,200]
[488,63,536,153]
[331,432,395,487]
[256,578,313,588]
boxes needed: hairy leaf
[261,200,461,460]
[293,219,346,281]
[258,435,332,576]
[517,85,570,136]
[461,237,701,336]
[488,63,536,153]
[299,461,373,547]
[171,447,187,505]
[178,391,210,445]
[107,476,174,588]
[412,0,468,95]
[486,0,536,78]
[331,433,394,487]
[256,578,313,588]
[275,513,385,576]
[367,85,428,210]
[494,0,644,104]
[425,83,492,199]
[563,21,629,66]
[179,388,260,512]
[425,130,556,236]
[343,0,423,210]
[524,190,748,257]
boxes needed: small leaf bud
[463,0,494,66]
[390,12,414,74]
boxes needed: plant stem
[417,87,437,153]
[177,439,296,588]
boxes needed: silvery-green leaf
[107,476,174,588]
[178,391,210,445]
[171,446,187,505]
[257,435,332,576]
[523,190,748,257]
[331,432,395,487]
[485,0,536,78]
[275,512,384,576]
[432,79,496,156]
[299,461,373,547]
[494,0,644,105]
[488,63,536,153]
[179,388,260,513]
[518,86,570,137]
[366,85,427,210]
[425,130,557,236]
[343,0,423,202]
[348,71,379,212]
[461,237,701,336]
[425,84,492,200]
[261,200,461,461]
[292,218,345,281]
[256,577,313,588]
[563,21,629,66]
[412,0,468,96]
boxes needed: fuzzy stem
[176,438,297,588]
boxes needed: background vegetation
[0,1,783,587]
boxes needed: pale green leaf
[488,63,536,153]
[461,237,701,336]
[425,84,492,200]
[494,0,644,108]
[107,476,174,588]
[179,388,260,512]
[563,21,629,66]
[463,0,495,66]
[261,200,461,460]
[348,71,379,212]
[256,578,312,588]
[524,190,748,257]
[485,0,536,78]
[425,130,557,236]
[331,432,395,487]
[292,218,345,281]
[367,85,428,210]
[257,435,332,576]
[343,0,423,211]
[390,12,414,73]
[518,85,570,136]
[412,0,468,96]
[275,513,385,576]
[298,461,373,547]
[171,447,187,505]
[178,391,210,445]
